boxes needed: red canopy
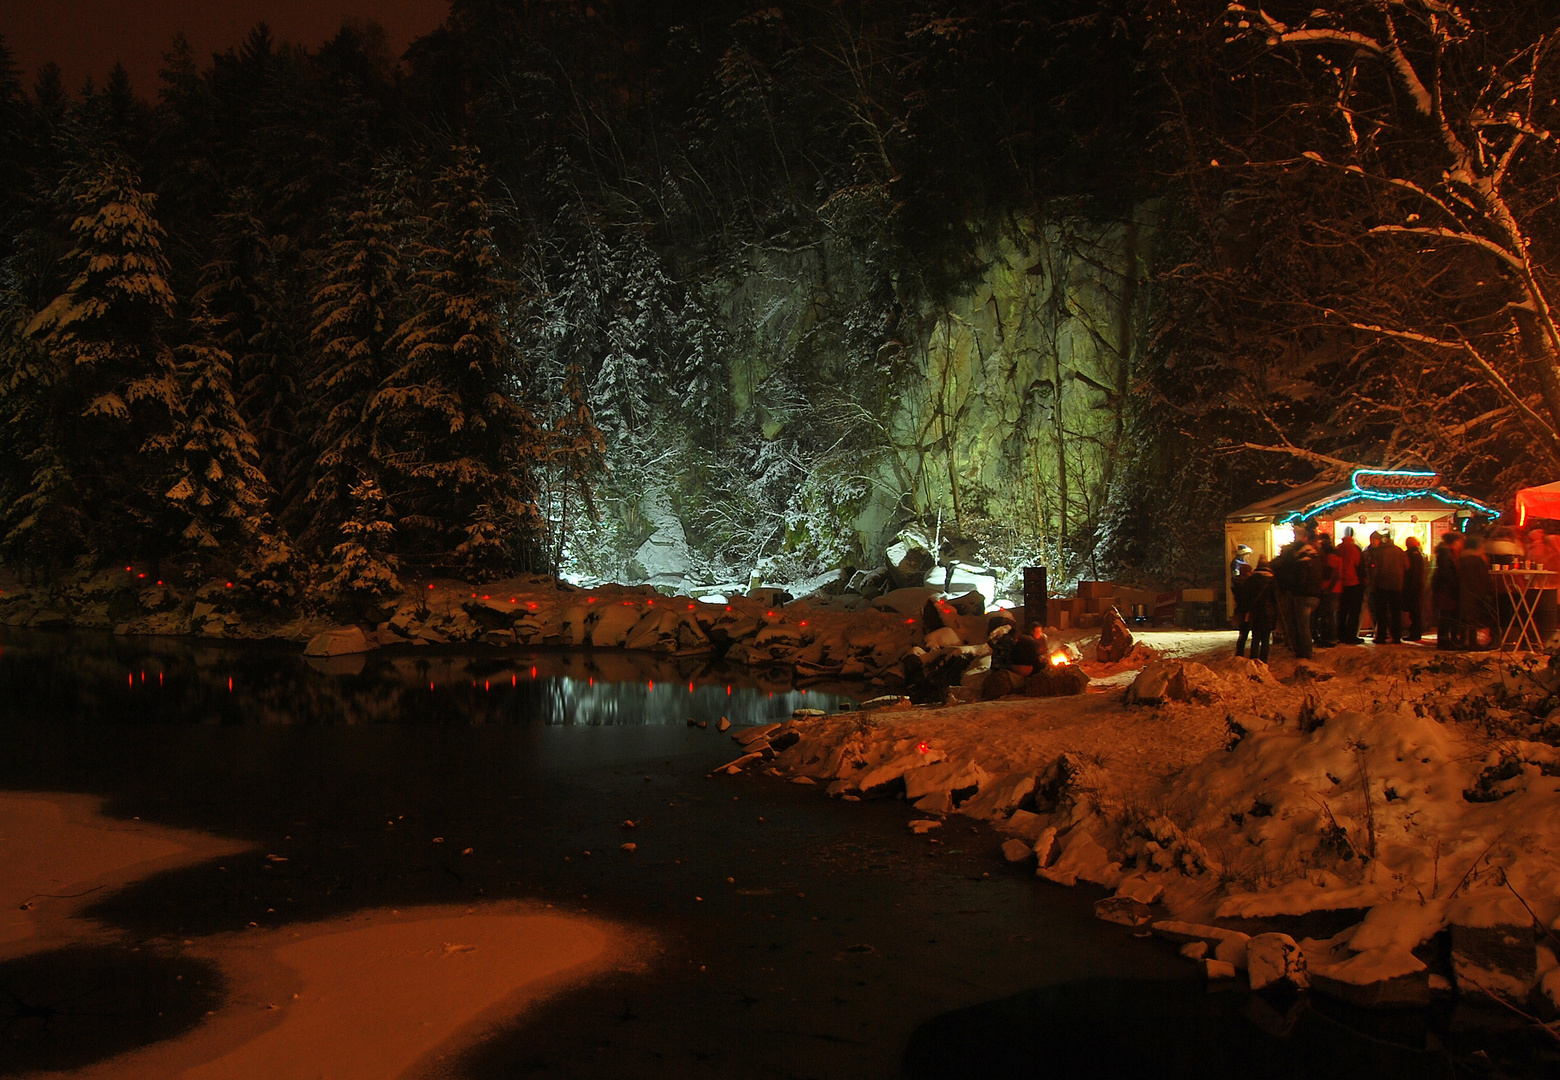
[1517,481,1560,526]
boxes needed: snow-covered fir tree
[13,157,180,568]
[155,305,297,607]
[304,170,405,552]
[195,190,300,508]
[0,297,83,574]
[374,147,544,572]
[323,474,400,603]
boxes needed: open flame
[1049,651,1069,667]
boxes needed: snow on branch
[1365,225,1525,272]
[1226,5,1433,117]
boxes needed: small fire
[916,741,931,754]
[1049,651,1069,667]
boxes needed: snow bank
[720,641,1560,1013]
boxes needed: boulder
[946,590,985,616]
[904,759,992,802]
[1127,660,1219,704]
[589,603,643,646]
[1000,838,1034,864]
[957,773,1036,820]
[872,587,942,615]
[1247,933,1309,990]
[1000,808,1046,842]
[1021,660,1089,697]
[980,669,1027,700]
[887,546,936,590]
[627,495,692,585]
[1094,897,1152,927]
[1113,874,1164,905]
[304,625,370,657]
[1096,606,1134,663]
[1449,922,1536,984]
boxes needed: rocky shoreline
[712,646,1560,1035]
[0,566,1068,702]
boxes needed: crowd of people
[1229,524,1560,660]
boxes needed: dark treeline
[0,1,1159,602]
[2,1,1553,602]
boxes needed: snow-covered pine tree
[195,190,300,510]
[157,306,272,554]
[0,293,84,575]
[375,147,544,573]
[17,157,180,568]
[323,474,400,603]
[303,172,405,552]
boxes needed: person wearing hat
[1230,544,1253,579]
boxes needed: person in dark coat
[1373,533,1406,644]
[1458,533,1495,650]
[1232,563,1254,658]
[1432,533,1463,649]
[1273,532,1322,659]
[1244,557,1278,662]
[1359,531,1383,641]
[1402,536,1426,641]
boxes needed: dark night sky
[1,1,450,95]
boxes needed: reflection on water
[0,629,852,726]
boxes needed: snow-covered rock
[1126,660,1221,704]
[304,625,369,657]
[1001,838,1034,863]
[902,759,991,802]
[1247,933,1308,990]
[871,587,941,615]
[589,602,643,646]
[999,808,1045,842]
[627,494,692,585]
[1093,896,1152,926]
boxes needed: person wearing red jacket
[1337,527,1364,644]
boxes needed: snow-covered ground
[721,628,1560,1022]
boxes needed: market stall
[1224,470,1500,619]
[1517,481,1560,527]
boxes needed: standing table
[1490,567,1556,652]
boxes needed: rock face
[304,625,369,657]
[626,491,692,586]
[1096,606,1134,663]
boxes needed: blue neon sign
[1278,469,1499,524]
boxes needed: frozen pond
[0,630,1528,1078]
